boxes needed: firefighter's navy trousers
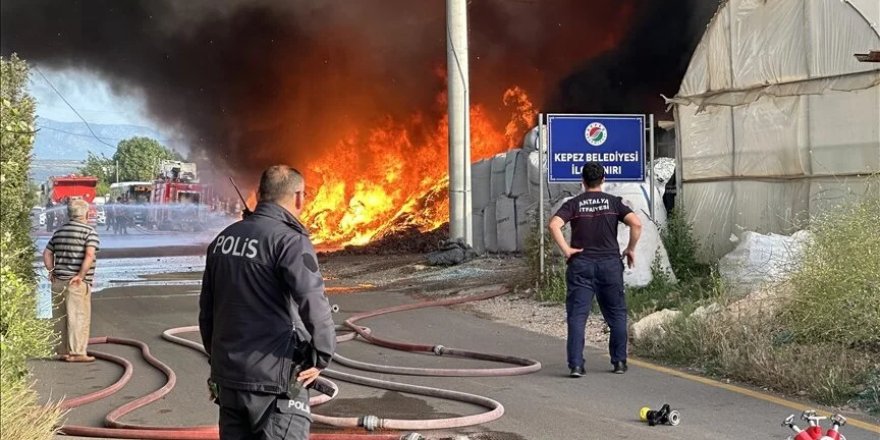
[565,255,628,369]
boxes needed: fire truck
[42,175,100,226]
[147,161,212,231]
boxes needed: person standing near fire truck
[548,162,642,377]
[199,165,335,440]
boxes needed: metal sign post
[649,114,655,220]
[537,113,545,277]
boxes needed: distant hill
[33,118,169,160]
[29,159,85,184]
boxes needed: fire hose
[56,285,541,439]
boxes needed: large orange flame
[301,86,535,247]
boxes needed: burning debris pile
[331,224,451,256]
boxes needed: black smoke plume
[1,0,717,186]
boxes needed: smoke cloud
[1,0,717,186]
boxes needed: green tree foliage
[1,54,37,279]
[79,152,114,195]
[79,137,180,191]
[0,54,61,436]
[113,136,180,181]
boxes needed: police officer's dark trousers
[565,255,628,369]
[218,387,311,440]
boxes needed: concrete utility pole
[446,0,473,245]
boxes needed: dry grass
[781,198,880,349]
[633,311,877,410]
[0,378,64,440]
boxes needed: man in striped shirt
[42,199,100,362]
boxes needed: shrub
[1,54,62,438]
[633,311,877,411]
[0,241,57,382]
[661,208,710,283]
[1,54,37,280]
[781,197,880,349]
[524,208,568,302]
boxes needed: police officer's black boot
[612,361,628,374]
[569,366,586,378]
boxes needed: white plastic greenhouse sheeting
[672,0,880,258]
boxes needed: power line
[32,66,117,149]
[35,123,122,144]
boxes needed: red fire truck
[147,161,212,231]
[43,175,99,226]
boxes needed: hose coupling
[330,304,341,313]
[360,415,382,431]
[432,345,446,356]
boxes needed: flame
[300,86,535,247]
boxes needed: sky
[28,66,157,128]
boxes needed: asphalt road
[31,270,880,440]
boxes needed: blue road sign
[547,114,645,182]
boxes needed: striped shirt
[47,220,100,284]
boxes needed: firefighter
[548,162,642,377]
[105,199,115,232]
[199,165,335,440]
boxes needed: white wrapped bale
[527,150,583,202]
[549,197,574,257]
[616,208,676,287]
[495,197,517,252]
[490,153,507,199]
[472,160,492,212]
[719,230,811,295]
[514,196,534,251]
[522,126,540,152]
[483,204,498,253]
[505,149,529,198]
[471,210,486,255]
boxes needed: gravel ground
[464,291,612,349]
[320,253,614,349]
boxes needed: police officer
[199,165,336,439]
[548,162,642,377]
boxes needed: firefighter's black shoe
[612,361,628,374]
[569,366,586,378]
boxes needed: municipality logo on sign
[585,122,607,146]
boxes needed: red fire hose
[56,285,540,439]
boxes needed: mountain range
[34,117,169,160]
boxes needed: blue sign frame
[547,114,646,182]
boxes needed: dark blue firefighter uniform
[199,202,336,440]
[554,192,633,369]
